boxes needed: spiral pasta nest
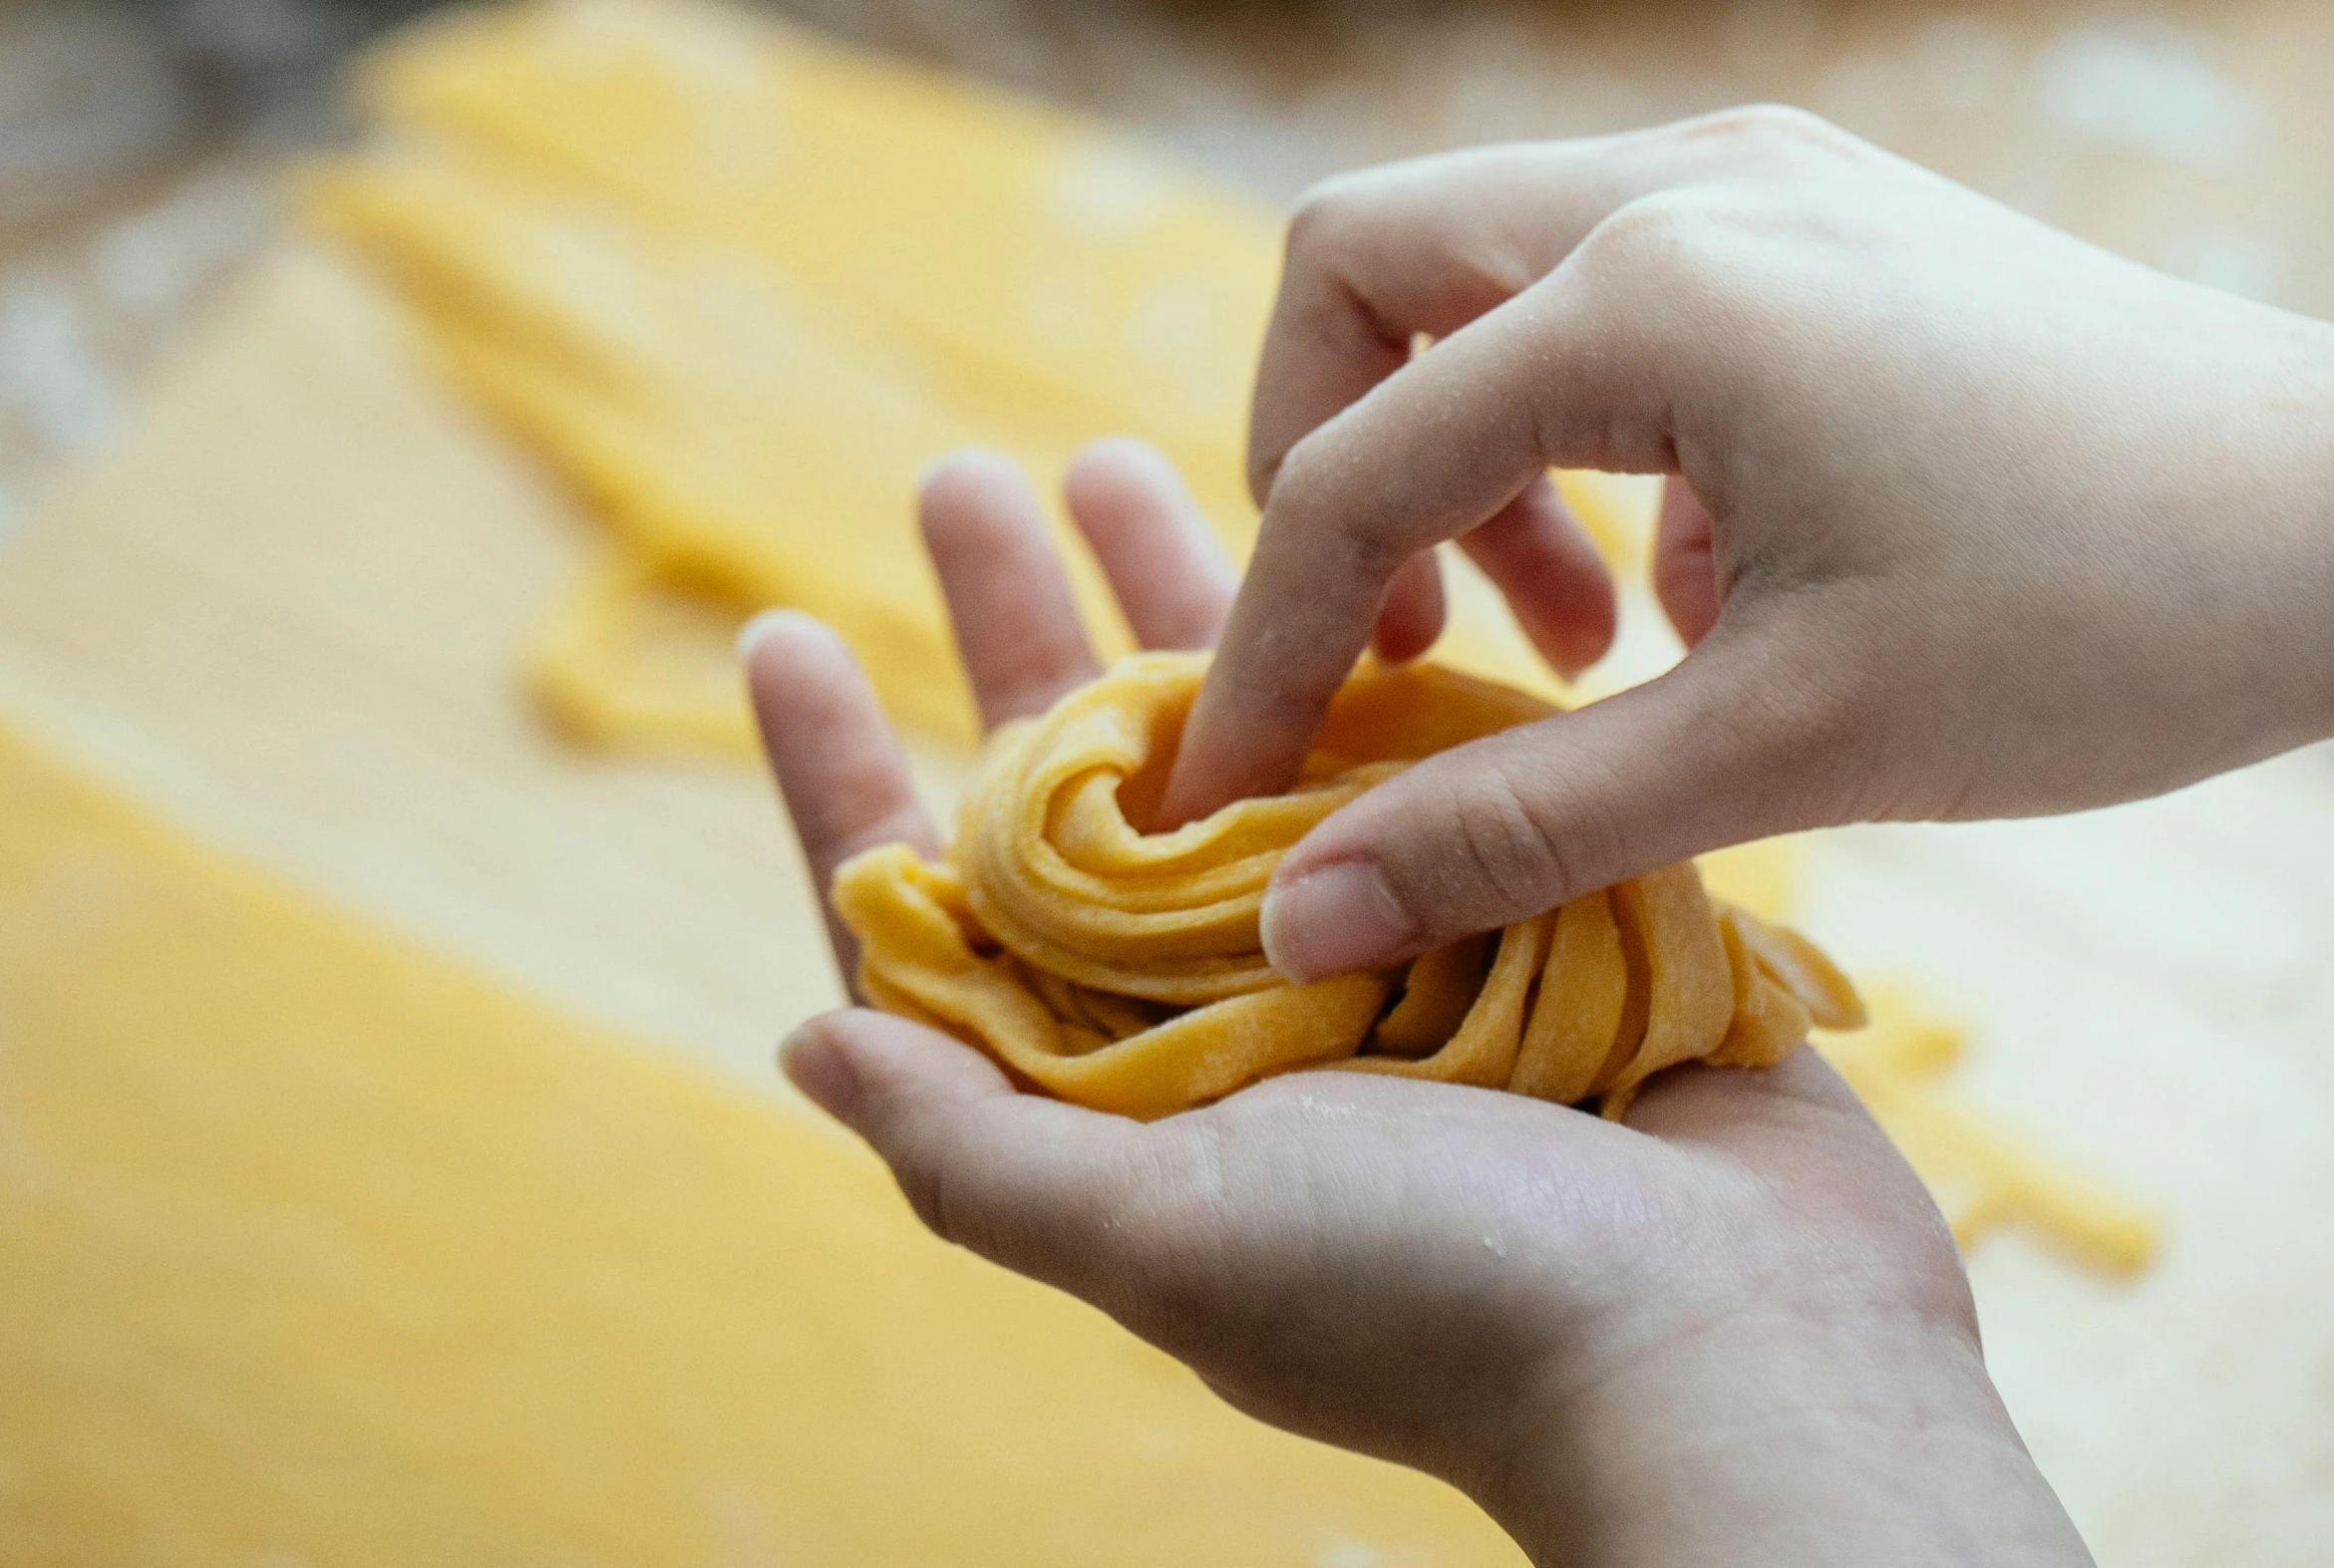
[835,653,1863,1120]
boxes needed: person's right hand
[1162,108,2334,983]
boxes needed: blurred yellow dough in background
[838,653,1865,1119]
[306,0,1623,754]
[0,717,1525,1567]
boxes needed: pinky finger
[1372,548,1447,663]
[1458,474,1617,679]
[1652,476,1722,649]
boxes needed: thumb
[1258,626,1861,981]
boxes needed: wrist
[1471,1305,2093,1568]
[2233,312,2334,749]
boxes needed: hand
[1163,108,2334,983]
[743,439,2091,1567]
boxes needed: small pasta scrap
[835,653,1863,1120]
[1816,991,2160,1273]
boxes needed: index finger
[1172,109,1845,822]
[1248,139,1643,503]
[1165,266,1672,821]
[1247,109,1855,501]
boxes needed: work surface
[3,232,2332,1563]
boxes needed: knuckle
[887,1137,955,1242]
[1581,188,1689,257]
[1575,185,1815,356]
[880,1106,988,1254]
[1574,189,1729,301]
[1440,758,1601,916]
[1263,429,1327,515]
[1285,172,1377,260]
[1268,432,1398,572]
[1581,110,1869,297]
[1684,102,1853,159]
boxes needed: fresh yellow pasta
[303,0,1628,756]
[837,653,1864,1119]
[0,712,1523,1565]
[304,149,1002,747]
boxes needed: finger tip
[1256,909,1323,986]
[1370,553,1446,665]
[1159,703,1309,831]
[1371,601,1443,666]
[1370,617,1439,665]
[1155,736,1247,832]
[1063,435,1186,520]
[916,448,1027,522]
[916,445,1015,486]
[1664,599,1721,651]
[1244,455,1280,508]
[780,1015,868,1124]
[737,606,834,666]
[1553,621,1617,682]
[1067,433,1162,473]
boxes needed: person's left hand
[742,439,2089,1568]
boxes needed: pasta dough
[0,712,1521,1566]
[303,0,1623,756]
[837,652,1864,1119]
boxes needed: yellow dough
[836,653,1864,1119]
[303,149,1013,748]
[304,0,1632,755]
[0,715,1524,1566]
[358,0,1278,489]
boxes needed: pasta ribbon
[837,653,1863,1119]
[301,0,1625,757]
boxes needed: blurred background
[4,0,2331,526]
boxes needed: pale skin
[745,437,2091,1567]
[1163,105,2334,982]
[746,104,2334,1563]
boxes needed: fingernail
[737,607,816,663]
[779,1023,863,1124]
[1260,859,1418,983]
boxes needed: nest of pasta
[836,653,1863,1119]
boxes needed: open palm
[742,440,2082,1567]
